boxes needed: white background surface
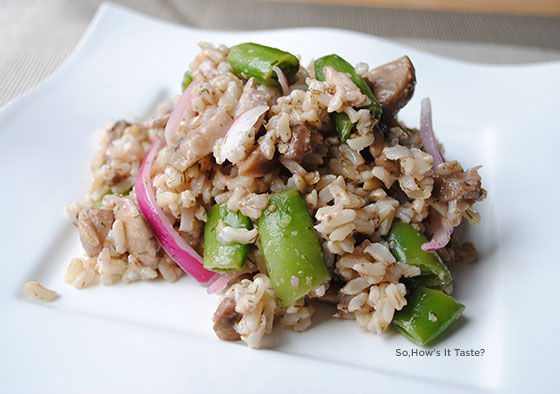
[1,4,559,393]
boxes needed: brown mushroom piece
[233,78,269,119]
[213,296,242,341]
[77,208,114,257]
[283,122,323,162]
[174,107,234,169]
[433,167,487,203]
[237,146,275,176]
[112,196,159,268]
[363,56,416,118]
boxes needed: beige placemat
[2,0,559,107]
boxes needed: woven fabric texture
[1,0,559,107]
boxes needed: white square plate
[1,3,559,393]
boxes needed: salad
[63,42,486,348]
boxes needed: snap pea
[181,70,193,92]
[203,203,252,273]
[333,112,354,143]
[385,222,452,287]
[258,189,330,306]
[227,43,300,87]
[402,274,451,289]
[314,54,382,120]
[391,287,465,345]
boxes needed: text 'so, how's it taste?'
[395,348,486,357]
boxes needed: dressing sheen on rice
[66,42,486,348]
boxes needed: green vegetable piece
[181,70,193,92]
[203,203,252,273]
[227,42,300,87]
[333,112,354,142]
[392,287,465,345]
[95,192,111,209]
[314,54,382,120]
[258,189,330,306]
[385,222,452,287]
[402,274,450,289]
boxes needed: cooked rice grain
[24,281,58,302]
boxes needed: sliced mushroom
[112,196,159,268]
[364,56,416,117]
[77,208,114,257]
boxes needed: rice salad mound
[66,42,486,348]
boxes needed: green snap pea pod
[203,203,252,273]
[402,274,450,289]
[385,222,452,287]
[333,112,354,143]
[392,287,465,345]
[181,70,193,92]
[227,43,300,87]
[258,189,330,306]
[314,54,383,120]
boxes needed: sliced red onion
[421,213,454,252]
[164,78,199,145]
[420,98,453,251]
[420,98,445,172]
[136,138,217,283]
[206,273,239,294]
[215,105,269,165]
[227,105,269,136]
[272,66,290,96]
